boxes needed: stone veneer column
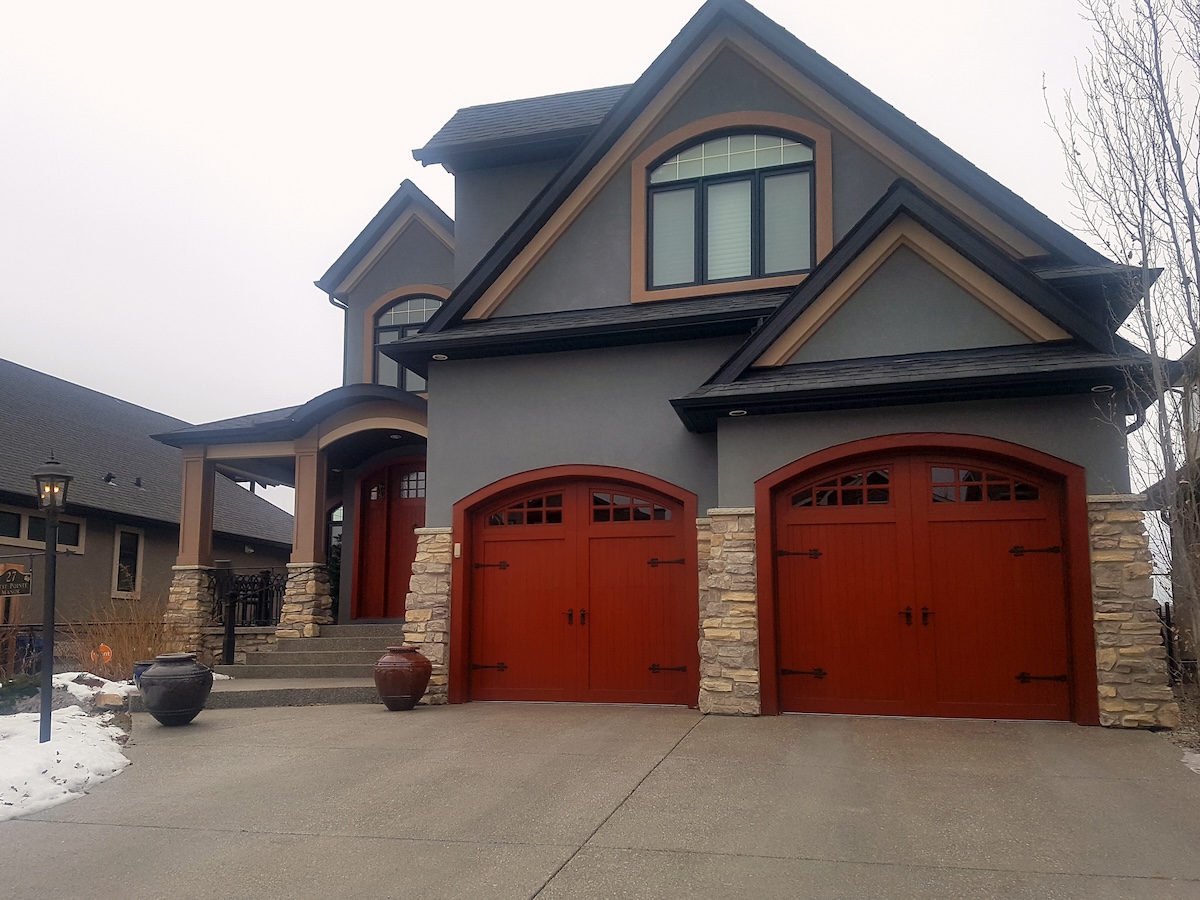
[698,508,760,715]
[164,566,215,654]
[275,563,333,639]
[403,527,452,704]
[1089,495,1180,728]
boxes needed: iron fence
[212,568,287,627]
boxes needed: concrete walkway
[5,704,1200,899]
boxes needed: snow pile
[0,673,134,822]
[1184,751,1200,776]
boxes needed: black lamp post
[32,456,72,744]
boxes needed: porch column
[276,440,333,638]
[166,447,217,653]
[698,509,761,715]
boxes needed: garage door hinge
[474,560,510,569]
[1008,545,1061,557]
[647,557,686,567]
[1015,672,1067,683]
[471,662,508,672]
[649,663,687,673]
[777,548,822,559]
[781,667,828,679]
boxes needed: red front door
[469,480,694,705]
[354,459,426,620]
[774,453,1071,720]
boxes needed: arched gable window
[648,132,815,288]
[374,296,442,392]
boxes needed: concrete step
[274,636,405,653]
[131,678,382,711]
[213,663,377,679]
[238,650,383,666]
[319,624,405,638]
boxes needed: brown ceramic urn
[373,645,432,710]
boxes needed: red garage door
[774,453,1071,720]
[468,480,694,705]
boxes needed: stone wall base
[698,509,760,716]
[276,563,334,639]
[197,626,277,667]
[403,527,452,705]
[164,566,215,655]
[1089,496,1180,729]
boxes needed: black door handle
[900,606,912,626]
[565,608,573,624]
[921,607,932,626]
[580,608,587,625]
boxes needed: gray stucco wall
[453,159,566,286]
[715,394,1131,507]
[423,339,739,525]
[787,246,1031,363]
[341,224,455,385]
[491,48,907,317]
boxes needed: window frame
[0,504,86,553]
[360,284,451,386]
[646,138,817,289]
[111,525,144,599]
[629,112,833,305]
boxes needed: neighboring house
[0,358,293,626]
[155,0,1177,727]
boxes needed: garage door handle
[921,606,932,626]
[565,608,573,624]
[474,560,510,570]
[900,607,912,626]
[1016,672,1067,683]
[1009,545,1061,557]
[648,557,685,567]
[580,608,587,625]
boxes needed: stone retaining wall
[275,563,333,639]
[697,509,760,715]
[1088,496,1180,728]
[403,527,453,704]
[197,626,277,667]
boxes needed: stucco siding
[423,339,739,524]
[716,395,1131,506]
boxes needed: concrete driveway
[4,704,1200,899]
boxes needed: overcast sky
[2,0,1100,429]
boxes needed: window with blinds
[647,132,815,288]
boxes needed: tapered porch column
[166,447,217,653]
[277,439,333,638]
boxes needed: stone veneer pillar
[275,563,333,639]
[1089,495,1180,728]
[697,509,760,715]
[164,566,215,654]
[402,527,453,704]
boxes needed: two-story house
[155,0,1176,727]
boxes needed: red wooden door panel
[469,480,691,705]
[356,474,389,619]
[354,460,427,620]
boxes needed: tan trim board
[755,216,1070,367]
[204,442,297,461]
[362,284,453,384]
[464,26,1045,321]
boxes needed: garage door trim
[754,433,1098,723]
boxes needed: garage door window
[592,492,672,522]
[791,468,890,508]
[486,493,564,526]
[930,466,1040,503]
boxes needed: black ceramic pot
[139,652,214,726]
[132,659,156,689]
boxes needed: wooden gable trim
[629,111,834,304]
[362,284,453,384]
[333,207,455,298]
[753,216,1071,368]
[463,26,1044,322]
[311,400,430,448]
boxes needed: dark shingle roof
[385,290,790,374]
[671,342,1158,432]
[0,358,293,546]
[414,85,630,167]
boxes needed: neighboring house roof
[0,358,294,547]
[314,179,454,299]
[672,341,1159,432]
[154,383,426,446]
[414,85,632,171]
[421,0,1111,336]
[386,290,790,376]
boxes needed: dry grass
[63,597,168,682]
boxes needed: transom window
[931,467,1040,503]
[375,296,442,392]
[398,470,426,499]
[649,132,815,289]
[792,469,891,507]
[592,492,672,522]
[487,493,564,526]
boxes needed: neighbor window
[112,527,143,597]
[374,296,442,392]
[0,505,86,551]
[648,133,815,288]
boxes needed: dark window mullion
[693,180,704,285]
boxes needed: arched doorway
[353,457,426,620]
[757,435,1096,722]
[452,467,698,705]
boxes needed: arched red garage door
[467,478,695,705]
[773,452,1072,720]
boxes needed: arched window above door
[374,295,442,392]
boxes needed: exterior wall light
[728,409,749,417]
[31,456,73,743]
[431,354,449,361]
[1091,384,1115,393]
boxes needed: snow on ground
[0,673,134,822]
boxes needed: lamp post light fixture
[32,456,72,743]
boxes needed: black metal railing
[212,568,287,627]
[0,625,44,678]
